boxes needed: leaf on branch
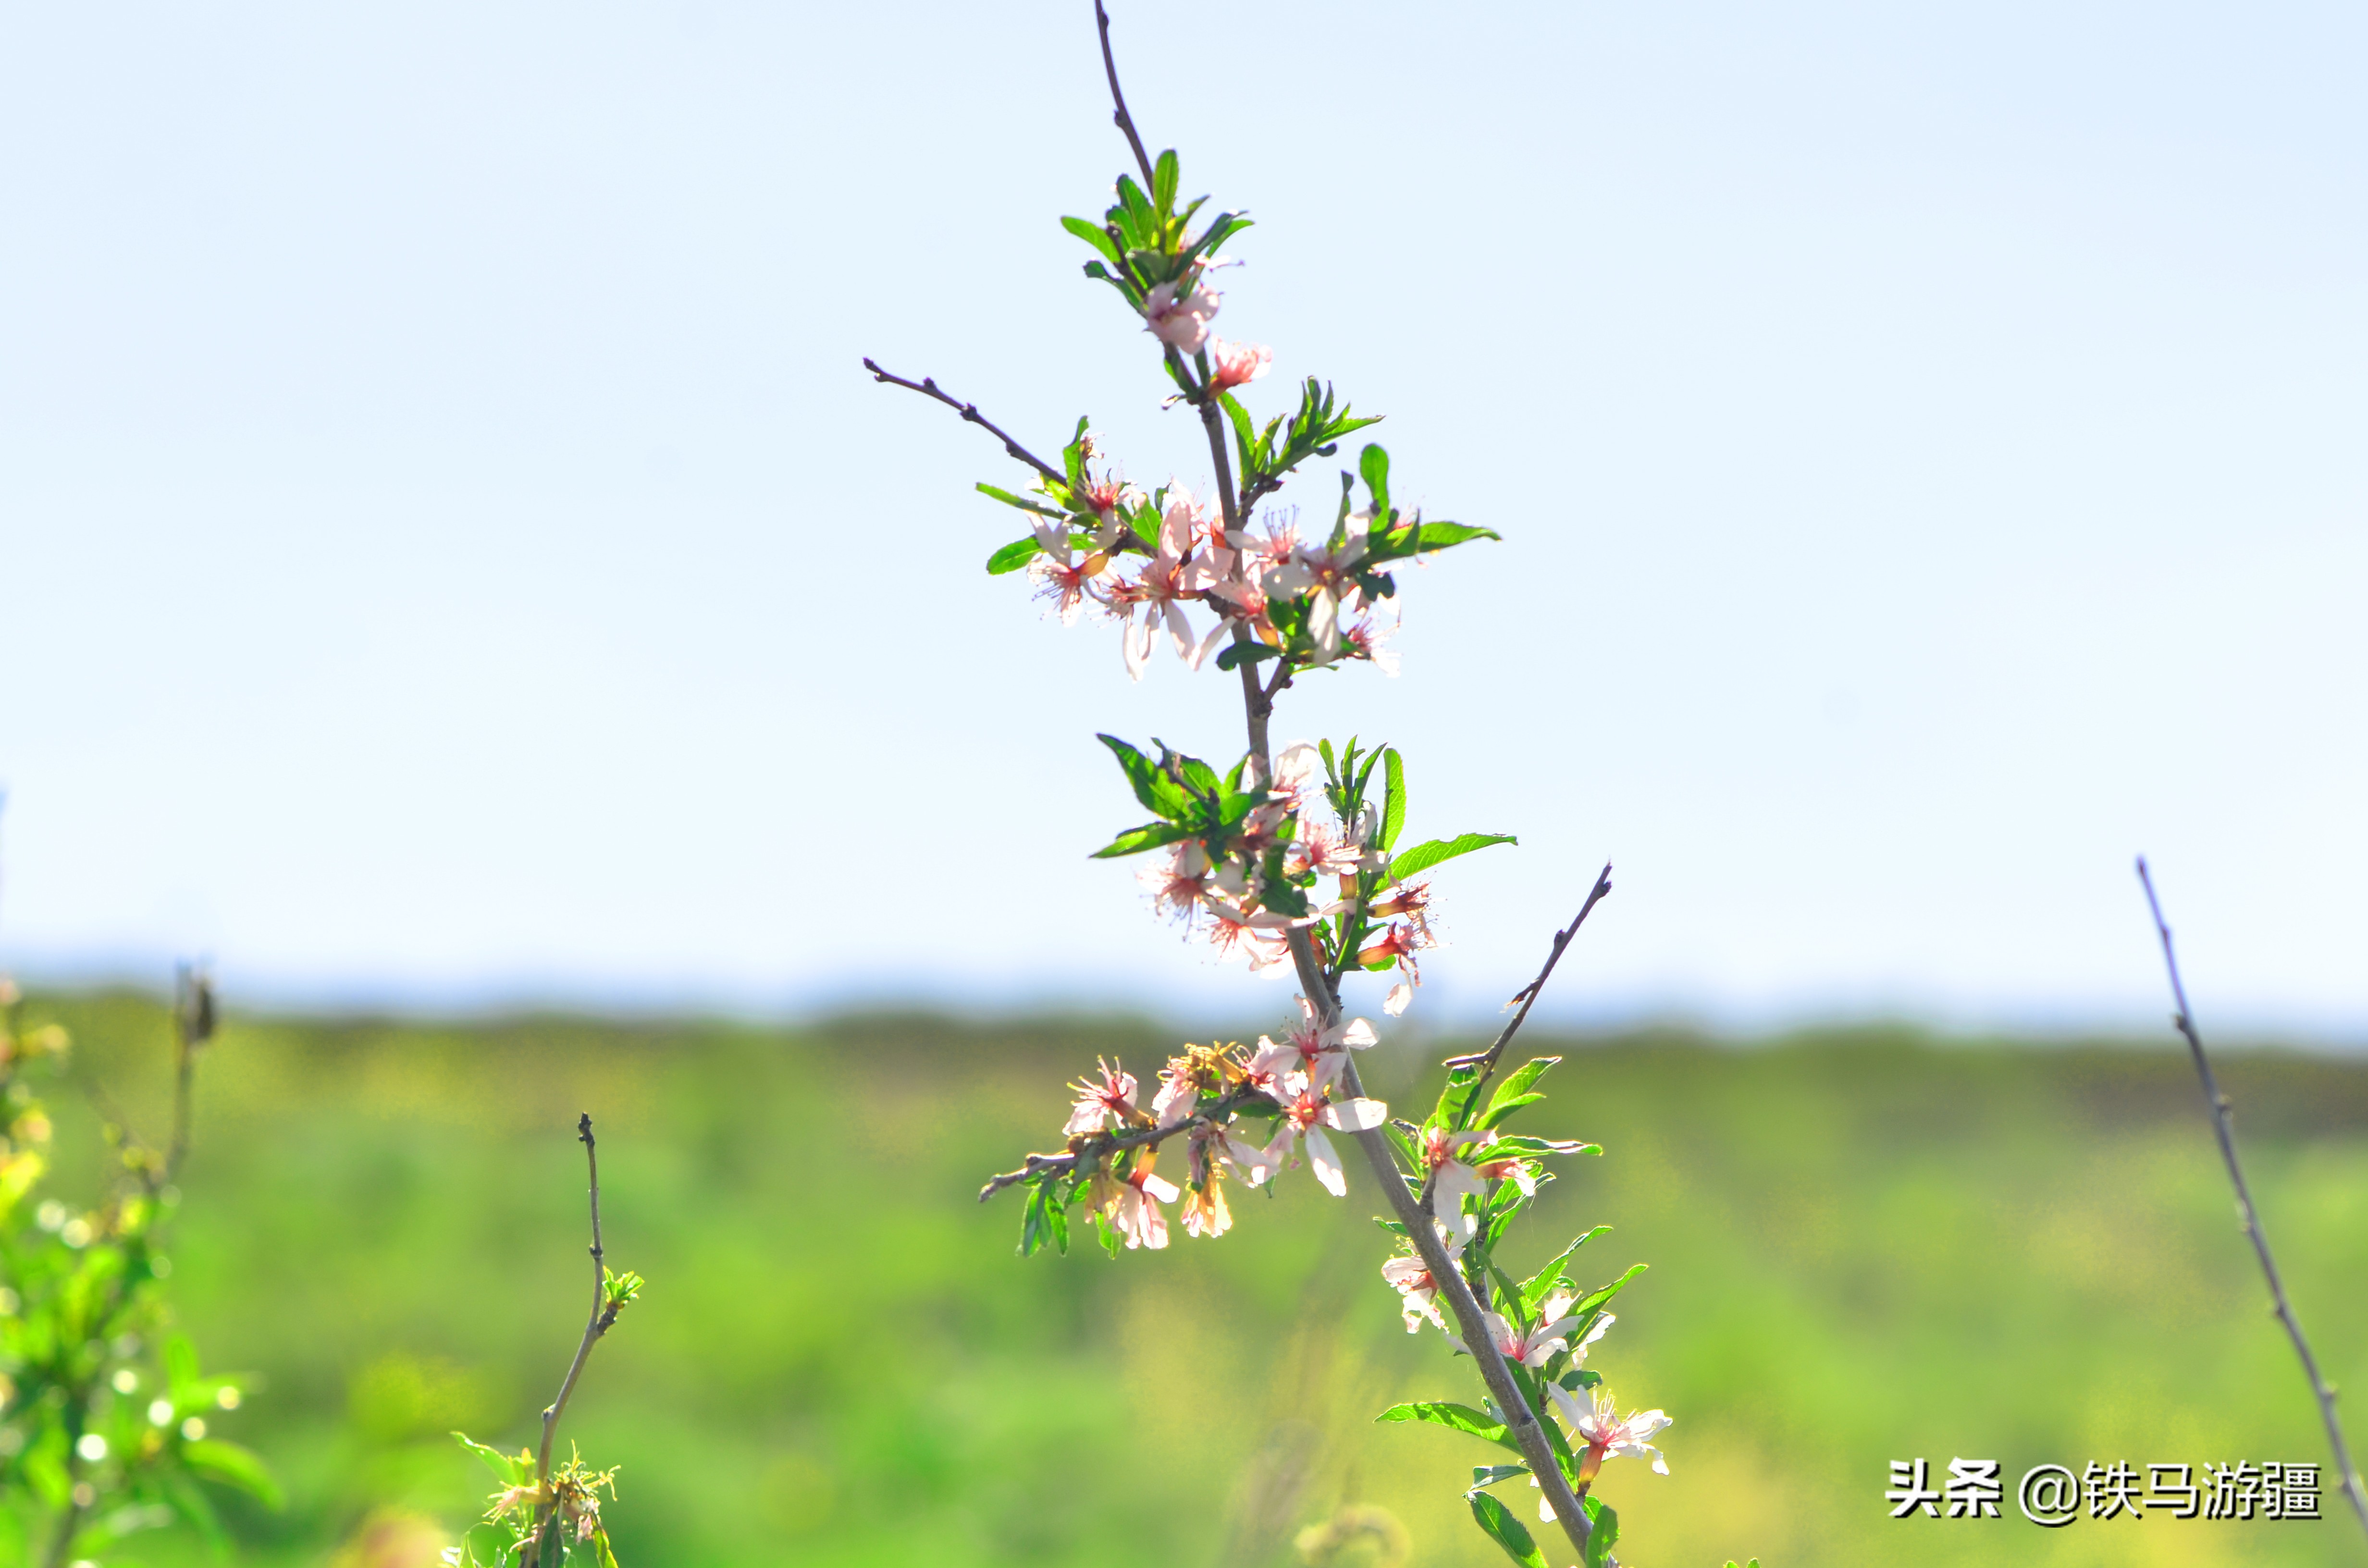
[1214,640,1283,672]
[1152,148,1180,214]
[975,482,1065,517]
[1389,833,1518,881]
[1088,821,1198,859]
[1567,1263,1649,1326]
[1097,734,1192,821]
[986,538,1041,575]
[1412,521,1501,551]
[1059,215,1123,267]
[1520,1225,1612,1308]
[1359,442,1391,519]
[1465,1489,1549,1568]
[1373,1402,1521,1454]
[1582,1497,1620,1568]
[1470,1463,1530,1489]
[454,1433,531,1487]
[1380,747,1407,853]
[1476,1057,1558,1129]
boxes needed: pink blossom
[1547,1382,1672,1482]
[1107,1163,1180,1250]
[1024,518,1107,626]
[1481,1294,1613,1370]
[1380,1225,1463,1334]
[1269,743,1323,809]
[1421,1126,1496,1236]
[1137,841,1214,923]
[1118,487,1226,680]
[1142,279,1221,354]
[1286,813,1366,881]
[1208,338,1272,396]
[1269,1080,1389,1196]
[1063,1058,1142,1137]
[1149,1059,1201,1129]
[1269,994,1378,1093]
[1344,611,1401,676]
[1358,922,1427,1017]
[1205,900,1292,974]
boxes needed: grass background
[21,993,2368,1567]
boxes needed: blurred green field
[21,994,2368,1567]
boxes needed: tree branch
[977,1085,1265,1202]
[535,1115,613,1527]
[2137,858,2368,1542]
[1091,0,1156,189]
[1445,864,1615,1124]
[862,358,1067,487]
[1331,1044,1603,1562]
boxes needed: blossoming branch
[865,7,1671,1564]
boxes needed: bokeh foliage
[20,993,2367,1567]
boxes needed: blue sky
[3,0,2362,1034]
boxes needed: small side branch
[978,1085,1263,1202]
[535,1115,612,1505]
[1445,864,1615,1117]
[1091,0,1156,188]
[2137,858,2368,1541]
[862,359,1067,487]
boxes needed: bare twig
[2137,858,2368,1541]
[166,964,213,1181]
[534,1115,613,1528]
[1445,864,1615,1122]
[862,358,1067,487]
[1091,0,1156,189]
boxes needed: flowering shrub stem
[869,6,1665,1561]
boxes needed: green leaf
[1373,1402,1520,1454]
[1089,821,1198,859]
[1470,1463,1530,1489]
[1214,640,1282,672]
[1425,1062,1484,1133]
[1465,1489,1548,1568]
[986,538,1041,575]
[1476,1093,1544,1130]
[974,482,1064,517]
[183,1438,284,1509]
[1097,733,1191,821]
[1359,443,1391,518]
[454,1433,529,1487]
[1152,149,1179,214]
[1520,1226,1613,1308]
[1568,1263,1649,1323]
[1412,520,1501,551]
[1060,215,1122,267]
[1389,833,1518,881]
[1379,747,1406,852]
[1476,1058,1558,1129]
[1582,1497,1619,1568]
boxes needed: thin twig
[534,1115,612,1528]
[1445,863,1616,1122]
[2137,858,2368,1541]
[861,359,1067,487]
[166,964,212,1181]
[1091,0,1156,188]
